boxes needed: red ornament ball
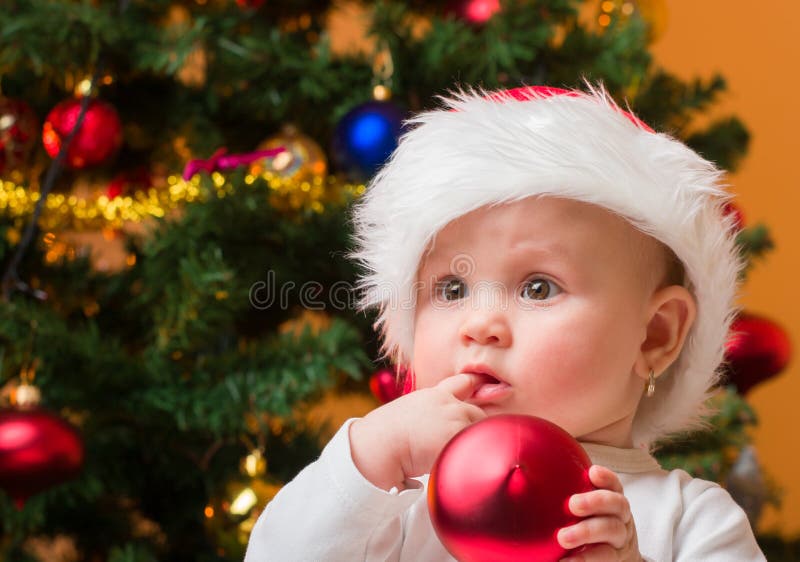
[0,97,38,174]
[724,312,792,395]
[369,367,413,404]
[42,97,122,169]
[428,414,593,562]
[447,0,501,25]
[106,167,152,200]
[0,408,84,509]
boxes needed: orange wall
[650,0,800,535]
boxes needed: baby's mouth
[468,373,511,402]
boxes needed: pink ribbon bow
[182,146,287,181]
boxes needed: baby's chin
[476,407,574,434]
[478,404,505,416]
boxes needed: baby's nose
[458,290,512,347]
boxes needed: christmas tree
[0,1,792,560]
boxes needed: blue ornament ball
[332,100,405,181]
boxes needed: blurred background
[0,1,796,560]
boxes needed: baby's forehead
[423,197,641,255]
[418,196,668,282]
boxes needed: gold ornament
[11,361,41,408]
[373,84,392,101]
[250,124,327,181]
[371,46,394,101]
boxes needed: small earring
[646,369,656,398]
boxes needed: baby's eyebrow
[507,240,580,264]
[417,256,449,277]
[418,241,581,280]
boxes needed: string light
[599,0,616,27]
[75,78,93,97]
[0,173,365,231]
[230,488,258,516]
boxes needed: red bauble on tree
[368,366,414,404]
[42,97,122,169]
[0,406,84,509]
[446,0,501,25]
[0,96,38,174]
[723,312,792,395]
[106,167,152,200]
[428,414,593,562]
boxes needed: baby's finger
[588,464,623,493]
[557,515,627,550]
[569,490,631,522]
[462,402,488,423]
[559,543,618,562]
[437,373,483,401]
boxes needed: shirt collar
[579,441,662,473]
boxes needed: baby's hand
[349,373,486,491]
[557,465,642,562]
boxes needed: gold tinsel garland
[0,172,366,231]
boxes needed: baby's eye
[435,277,467,301]
[520,277,561,301]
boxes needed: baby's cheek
[544,310,623,369]
[411,346,448,389]
[516,322,606,399]
[412,310,453,389]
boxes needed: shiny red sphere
[428,414,593,562]
[447,0,501,25]
[42,97,122,169]
[368,366,414,403]
[725,312,792,394]
[369,368,405,403]
[0,408,84,508]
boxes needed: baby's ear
[635,285,697,379]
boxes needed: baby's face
[412,196,666,447]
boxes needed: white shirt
[245,419,765,561]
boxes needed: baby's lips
[459,372,510,403]
[460,371,502,389]
[478,372,501,385]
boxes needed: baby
[245,85,765,561]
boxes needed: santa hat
[348,84,745,448]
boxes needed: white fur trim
[347,85,745,447]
